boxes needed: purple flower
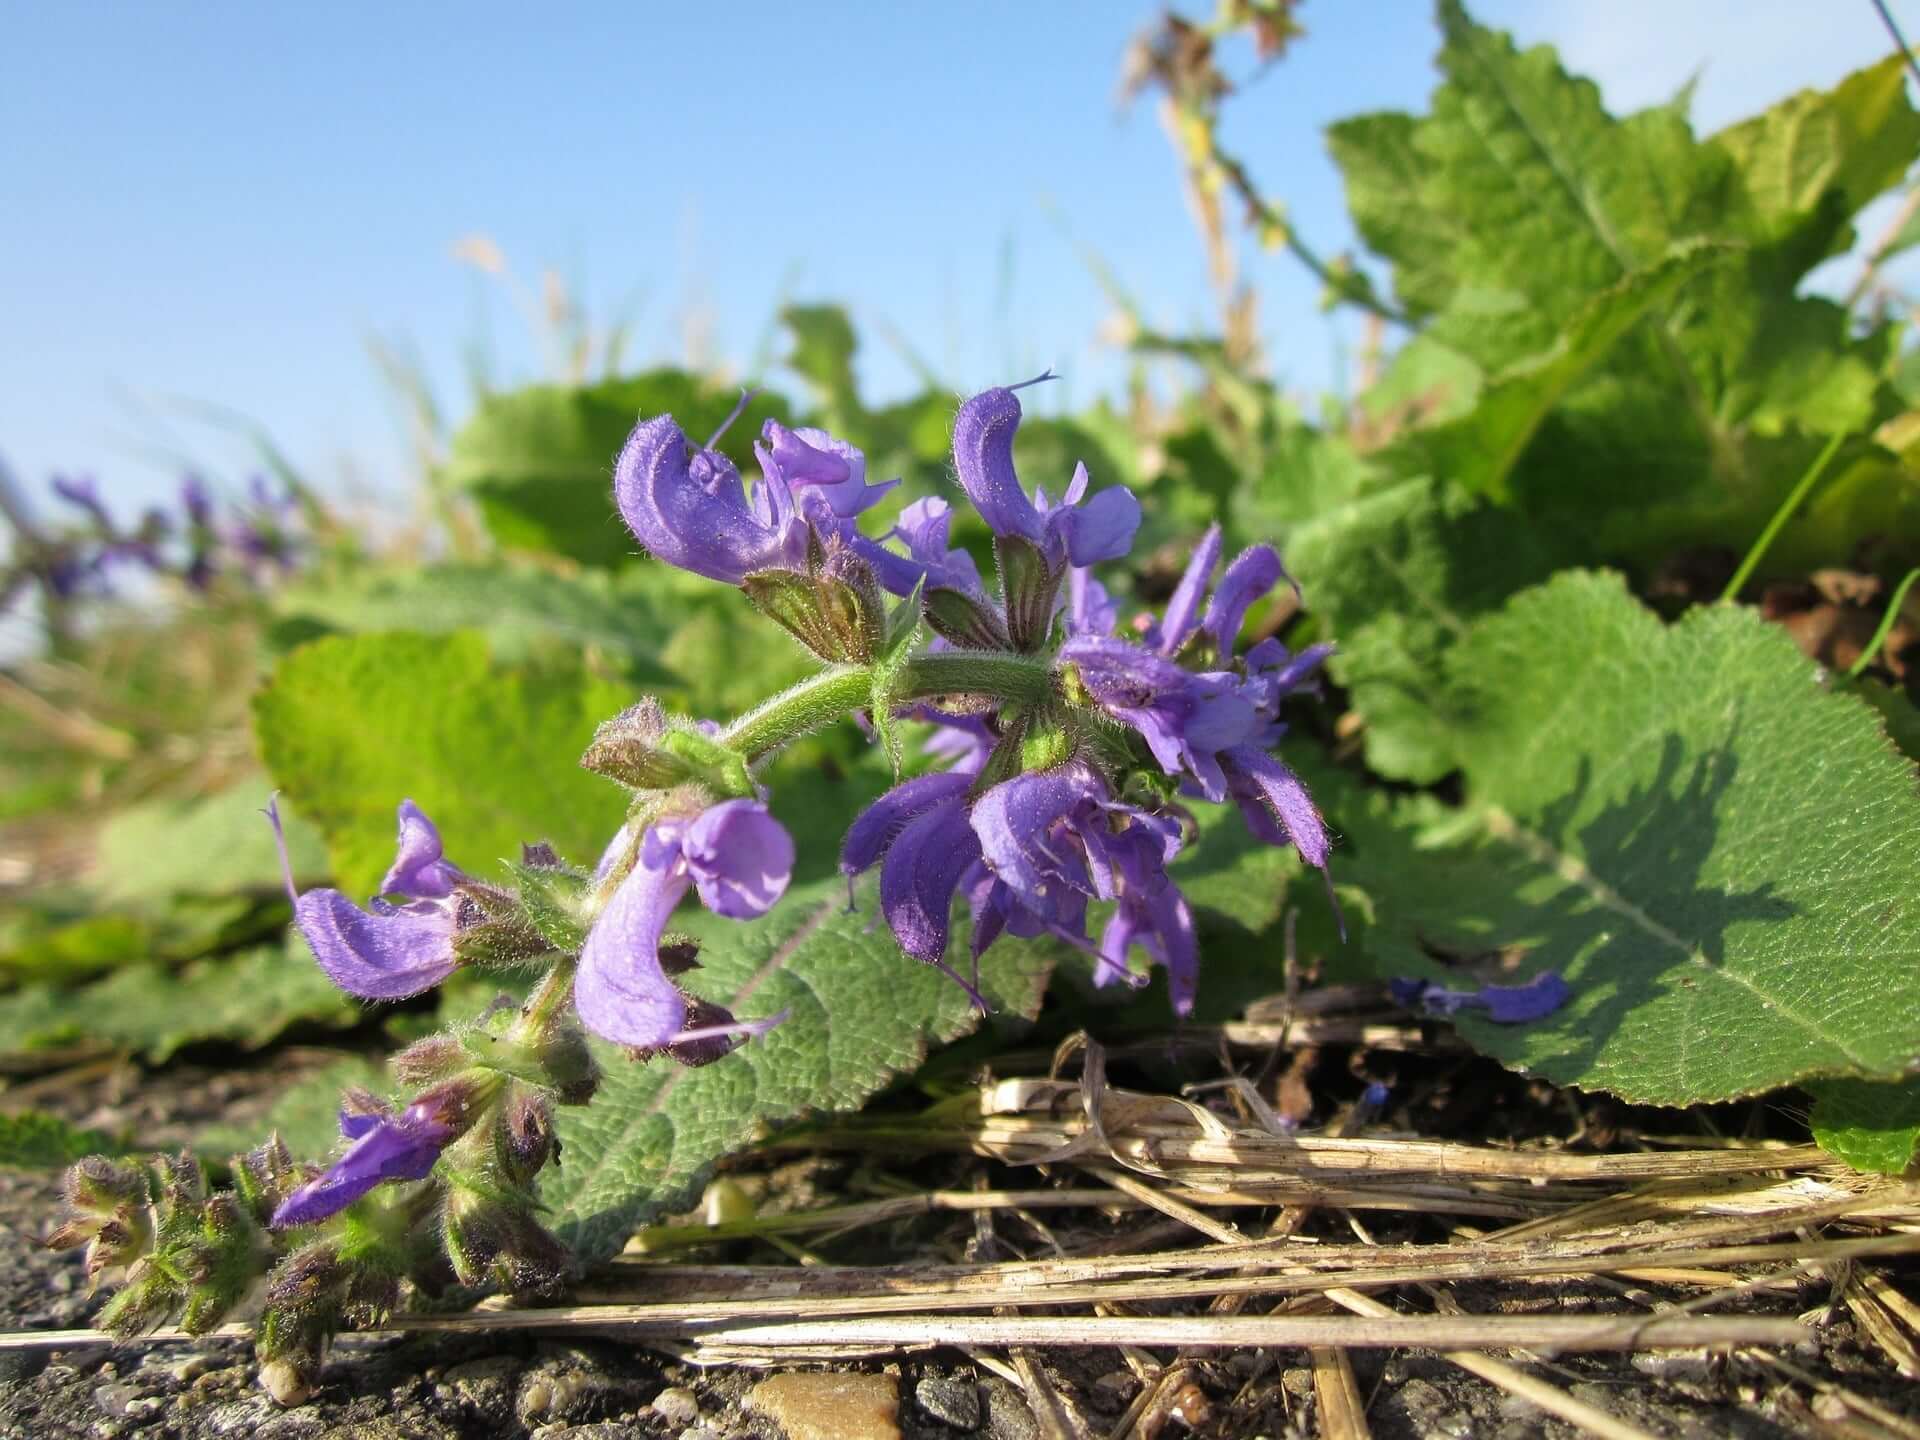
[51,474,111,529]
[858,497,985,598]
[268,797,464,1000]
[1147,523,1224,654]
[756,421,897,520]
[1389,971,1571,1024]
[970,764,1199,1010]
[840,770,990,1008]
[575,799,794,1051]
[1065,566,1118,639]
[381,799,467,900]
[951,379,1140,568]
[1060,637,1262,801]
[615,395,810,585]
[270,1100,461,1229]
[180,476,213,529]
[1204,544,1289,655]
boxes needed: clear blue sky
[2,2,1911,518]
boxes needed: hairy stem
[721,651,1056,761]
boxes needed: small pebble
[747,1371,901,1440]
[916,1374,983,1429]
[1089,1371,1139,1412]
[652,1385,701,1425]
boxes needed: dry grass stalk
[1310,1345,1372,1440]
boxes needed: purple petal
[879,797,983,963]
[683,799,795,919]
[951,387,1044,544]
[1066,567,1118,638]
[614,415,805,584]
[380,799,463,900]
[1204,545,1285,657]
[760,423,898,518]
[842,771,975,877]
[1476,971,1572,1023]
[1222,745,1331,870]
[575,850,695,1049]
[970,765,1106,906]
[1159,524,1222,654]
[293,890,459,1000]
[1051,484,1141,567]
[270,1108,453,1228]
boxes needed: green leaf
[274,565,680,684]
[93,786,329,908]
[1807,1076,1920,1175]
[253,630,631,896]
[0,1112,124,1169]
[1176,795,1302,934]
[1285,477,1564,783]
[0,944,355,1063]
[546,876,1057,1261]
[442,372,791,567]
[1712,55,1920,272]
[1410,243,1731,502]
[1341,571,1920,1105]
[1325,110,1462,320]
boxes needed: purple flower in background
[951,378,1140,569]
[267,797,464,1000]
[51,474,112,529]
[180,476,214,530]
[576,799,795,1051]
[1389,971,1572,1024]
[270,1097,464,1228]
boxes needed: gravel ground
[0,1060,1914,1439]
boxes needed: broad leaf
[1409,243,1730,502]
[0,944,354,1063]
[1712,55,1920,273]
[1807,1076,1920,1175]
[1285,477,1564,783]
[1344,571,1920,1104]
[0,1112,124,1169]
[274,565,682,684]
[254,631,631,896]
[93,786,328,908]
[547,876,1056,1261]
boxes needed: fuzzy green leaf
[1411,242,1731,502]
[546,876,1056,1261]
[1285,477,1564,783]
[0,944,355,1063]
[93,786,329,908]
[274,565,680,683]
[1807,1076,1920,1175]
[253,631,631,897]
[1343,571,1920,1104]
[0,1112,124,1169]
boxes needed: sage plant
[53,377,1336,1400]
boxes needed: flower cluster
[6,469,303,618]
[55,376,1343,1400]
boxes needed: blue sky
[2,2,1913,518]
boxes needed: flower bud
[443,1187,571,1294]
[231,1136,298,1226]
[498,1090,555,1185]
[390,1031,468,1086]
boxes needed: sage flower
[575,799,794,1051]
